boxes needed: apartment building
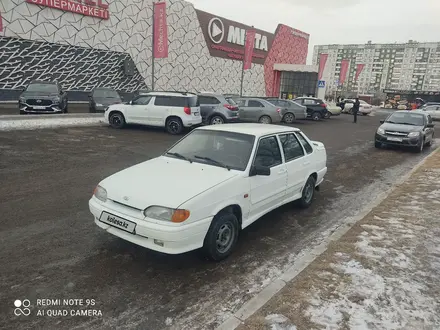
[313,40,440,96]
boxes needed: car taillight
[184,107,191,115]
[321,103,327,107]
[276,108,281,113]
[224,104,238,111]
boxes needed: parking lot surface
[1,113,437,330]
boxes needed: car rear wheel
[203,213,239,261]
[283,112,295,124]
[259,115,272,124]
[109,112,126,129]
[298,176,316,209]
[166,117,184,135]
[324,111,331,119]
[210,115,224,125]
[312,112,322,121]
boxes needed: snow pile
[265,314,297,330]
[0,117,104,131]
[306,168,440,329]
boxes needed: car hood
[20,92,59,98]
[100,156,239,210]
[380,123,424,132]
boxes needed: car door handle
[303,161,311,166]
[278,169,287,174]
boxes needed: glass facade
[279,71,318,99]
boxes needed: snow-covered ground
[305,166,440,329]
[0,116,104,131]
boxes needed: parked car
[422,104,440,121]
[343,99,373,115]
[19,80,68,114]
[89,123,327,260]
[236,98,283,124]
[293,97,329,121]
[375,110,435,152]
[104,91,202,134]
[325,102,342,117]
[198,92,240,125]
[265,98,307,123]
[89,87,122,113]
[420,102,440,110]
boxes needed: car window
[248,100,264,107]
[254,136,282,168]
[237,99,246,107]
[303,99,317,105]
[93,89,120,98]
[132,96,152,105]
[225,97,237,105]
[154,96,193,107]
[278,134,304,161]
[198,96,220,105]
[294,99,304,105]
[296,132,313,154]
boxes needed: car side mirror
[249,165,271,177]
[129,100,133,105]
[427,123,435,128]
[380,120,384,124]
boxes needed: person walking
[352,97,360,123]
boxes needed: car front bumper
[375,133,421,147]
[19,102,63,114]
[89,197,212,254]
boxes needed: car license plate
[32,106,47,109]
[99,212,136,234]
[387,137,403,142]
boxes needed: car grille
[385,131,408,137]
[27,99,53,106]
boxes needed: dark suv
[293,97,328,121]
[89,87,122,113]
[19,81,68,114]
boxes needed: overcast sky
[188,0,440,64]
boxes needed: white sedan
[89,124,327,261]
[343,99,373,115]
[422,104,440,120]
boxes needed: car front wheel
[109,112,126,128]
[298,176,316,208]
[203,212,239,261]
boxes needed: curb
[215,147,440,330]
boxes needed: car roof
[394,110,427,116]
[143,91,195,97]
[196,123,300,136]
[295,96,319,100]
[29,80,56,85]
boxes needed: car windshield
[94,89,120,98]
[164,130,255,171]
[26,83,58,93]
[386,112,425,126]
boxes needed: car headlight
[408,131,420,138]
[96,103,103,107]
[144,206,190,223]
[93,185,107,202]
[19,97,26,103]
[377,128,385,135]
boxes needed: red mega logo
[26,0,110,19]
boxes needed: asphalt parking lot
[1,112,438,330]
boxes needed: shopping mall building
[0,0,318,101]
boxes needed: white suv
[104,91,202,134]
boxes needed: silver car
[237,98,283,124]
[422,104,440,121]
[265,98,307,122]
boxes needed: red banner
[25,0,109,20]
[153,2,168,59]
[243,30,256,70]
[0,10,3,33]
[318,53,328,80]
[339,59,350,85]
[355,64,365,81]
